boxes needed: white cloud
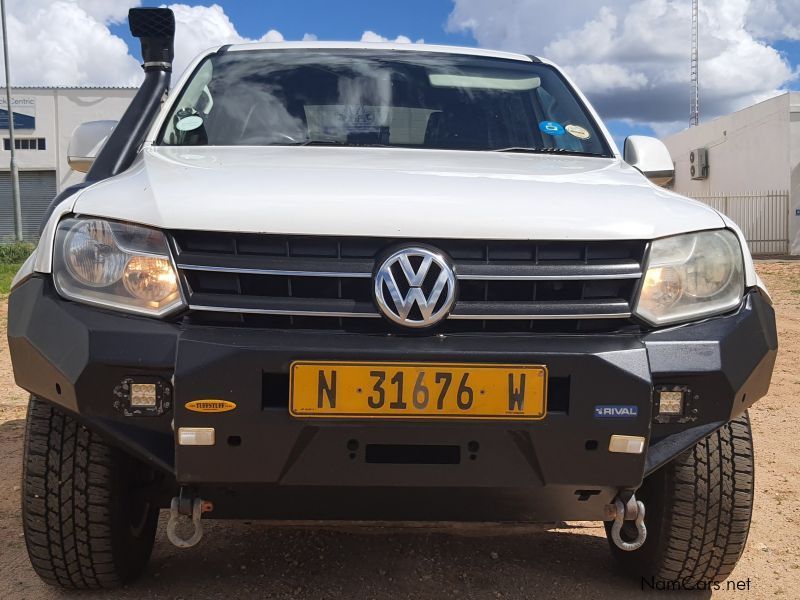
[3,2,422,89]
[566,64,649,94]
[166,4,287,77]
[448,0,795,130]
[302,33,319,41]
[2,1,293,87]
[4,0,143,86]
[75,0,138,22]
[261,30,285,42]
[360,31,422,44]
[745,0,800,40]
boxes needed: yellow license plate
[290,361,547,420]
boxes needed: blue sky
[103,1,800,146]
[111,1,475,51]
[772,40,800,72]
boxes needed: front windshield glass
[159,49,612,156]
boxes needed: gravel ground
[1,260,798,599]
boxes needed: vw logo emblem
[374,247,457,328]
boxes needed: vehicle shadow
[0,415,713,599]
[129,518,713,599]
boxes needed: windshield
[159,49,612,156]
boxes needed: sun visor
[428,73,541,91]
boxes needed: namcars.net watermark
[642,577,752,592]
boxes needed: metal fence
[689,190,790,255]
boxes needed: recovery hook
[166,495,211,548]
[609,494,647,552]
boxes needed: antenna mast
[690,0,699,126]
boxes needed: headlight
[634,230,744,326]
[53,218,184,317]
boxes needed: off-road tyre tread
[608,412,755,584]
[21,396,157,589]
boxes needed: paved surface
[1,260,799,599]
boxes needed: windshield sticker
[566,124,591,140]
[539,121,565,136]
[176,115,204,132]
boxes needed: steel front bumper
[7,277,777,521]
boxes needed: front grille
[171,231,647,333]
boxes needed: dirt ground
[1,260,798,599]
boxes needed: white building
[663,92,800,255]
[0,87,136,241]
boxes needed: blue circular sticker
[539,121,565,136]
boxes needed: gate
[689,191,790,255]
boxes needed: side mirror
[67,120,118,173]
[623,135,675,187]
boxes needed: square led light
[130,383,157,407]
[658,390,684,416]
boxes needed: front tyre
[606,412,755,586]
[21,396,159,589]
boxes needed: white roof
[225,41,534,63]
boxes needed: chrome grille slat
[170,232,646,332]
[177,252,373,277]
[178,264,373,278]
[456,262,642,280]
[450,299,632,320]
[189,293,380,317]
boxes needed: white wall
[789,96,800,255]
[663,93,791,195]
[0,87,136,191]
[0,91,58,171]
[663,92,800,255]
[54,89,137,190]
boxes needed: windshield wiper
[277,140,395,148]
[278,140,347,147]
[491,146,600,157]
[275,142,601,155]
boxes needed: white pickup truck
[8,8,777,591]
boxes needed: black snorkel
[85,8,175,183]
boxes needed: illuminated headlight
[634,230,744,326]
[53,218,184,317]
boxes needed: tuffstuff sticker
[565,124,591,140]
[185,400,237,413]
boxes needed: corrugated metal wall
[690,191,790,255]
[0,170,56,242]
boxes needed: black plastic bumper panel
[7,277,777,520]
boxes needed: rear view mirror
[623,135,675,187]
[67,121,118,173]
